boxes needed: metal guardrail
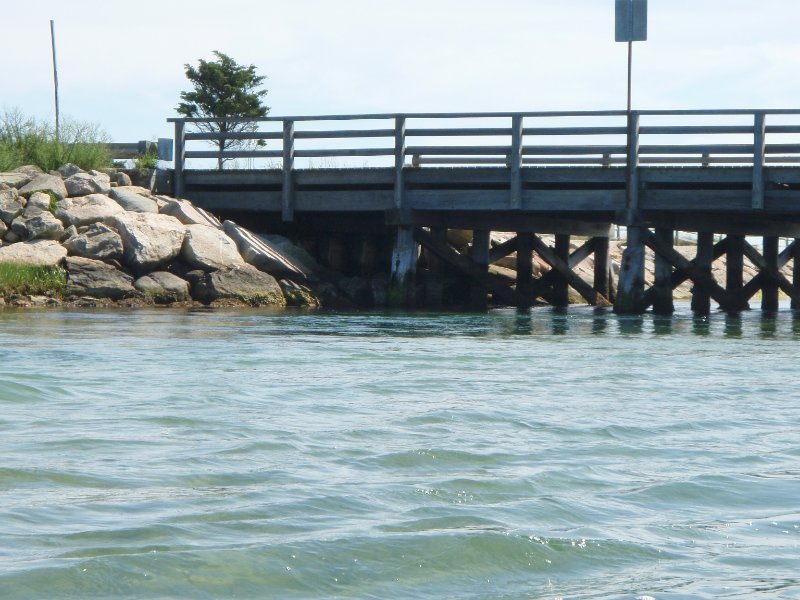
[168,110,800,216]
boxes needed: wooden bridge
[167,109,800,313]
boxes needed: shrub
[0,263,67,297]
[0,108,112,172]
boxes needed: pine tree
[177,51,269,169]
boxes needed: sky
[2,0,800,143]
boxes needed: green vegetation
[0,264,67,297]
[134,151,159,172]
[177,51,269,169]
[0,108,112,173]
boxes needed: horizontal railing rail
[170,109,800,217]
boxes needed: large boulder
[159,197,222,228]
[110,187,158,213]
[222,221,317,282]
[18,174,67,200]
[14,165,44,179]
[0,188,24,224]
[58,163,84,178]
[0,172,31,189]
[0,220,7,238]
[0,239,67,267]
[64,172,111,197]
[65,256,135,299]
[11,209,64,241]
[55,194,125,227]
[134,271,190,304]
[108,212,186,273]
[63,222,124,262]
[192,264,286,306]
[181,224,244,271]
[26,191,53,212]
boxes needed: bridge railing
[169,110,800,209]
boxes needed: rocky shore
[0,164,347,309]
[0,164,791,309]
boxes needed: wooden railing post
[282,120,295,222]
[626,111,640,210]
[173,120,185,198]
[394,116,407,221]
[752,111,766,209]
[510,115,523,209]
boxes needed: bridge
[167,109,800,314]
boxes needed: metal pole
[627,41,633,113]
[50,20,60,142]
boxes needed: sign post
[615,0,647,112]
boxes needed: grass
[0,263,67,297]
[0,108,112,173]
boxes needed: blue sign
[615,0,648,42]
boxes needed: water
[1,306,799,599]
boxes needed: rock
[65,256,135,299]
[58,163,84,178]
[63,222,124,262]
[15,210,65,241]
[0,239,67,267]
[26,191,53,212]
[0,172,32,189]
[159,197,222,228]
[192,264,286,306]
[14,165,44,178]
[110,187,158,213]
[108,212,185,273]
[134,271,190,304]
[18,174,67,200]
[222,221,317,281]
[0,220,6,238]
[55,194,125,227]
[181,224,244,271]
[62,224,78,241]
[4,231,20,244]
[279,279,319,307]
[64,172,111,197]
[111,172,132,187]
[0,188,24,223]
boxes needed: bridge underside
[178,166,800,313]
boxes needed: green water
[1,306,799,599]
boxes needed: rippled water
[1,306,799,599]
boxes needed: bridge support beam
[516,233,534,307]
[615,225,646,314]
[469,230,490,310]
[552,234,571,308]
[794,238,800,310]
[726,235,749,313]
[762,236,780,312]
[691,232,714,316]
[424,227,447,308]
[593,236,611,302]
[652,228,675,315]
[389,226,418,307]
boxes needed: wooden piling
[516,233,534,307]
[389,226,417,307]
[726,235,748,312]
[424,227,447,308]
[794,238,800,310]
[691,232,714,316]
[762,236,780,312]
[652,228,675,315]
[593,236,610,300]
[614,226,645,314]
[469,230,490,310]
[553,234,571,307]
